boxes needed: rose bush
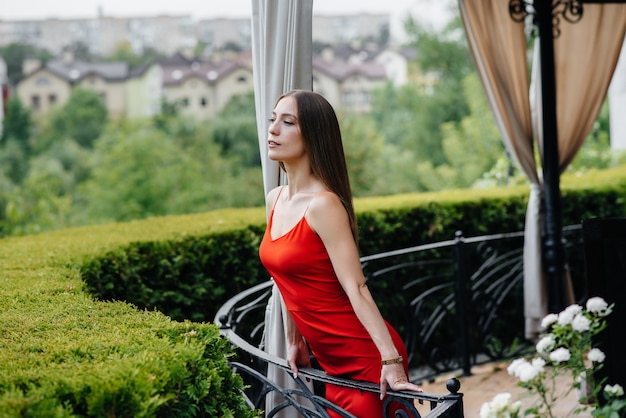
[481,297,626,418]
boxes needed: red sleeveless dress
[259,195,409,417]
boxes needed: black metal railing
[360,225,583,380]
[216,280,464,417]
[215,225,584,417]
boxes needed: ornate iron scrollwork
[508,0,584,37]
[509,0,532,23]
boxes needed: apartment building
[313,14,389,46]
[0,14,389,58]
[0,15,197,56]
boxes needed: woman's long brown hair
[276,90,359,245]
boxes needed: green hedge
[81,166,626,323]
[0,209,264,417]
[1,167,625,416]
[81,226,267,322]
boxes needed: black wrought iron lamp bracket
[509,0,584,37]
[505,0,623,313]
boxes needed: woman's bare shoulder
[265,186,283,208]
[308,191,346,220]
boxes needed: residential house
[161,54,253,120]
[16,54,161,119]
[312,46,389,113]
[13,42,410,122]
[372,46,417,87]
[126,63,163,119]
[16,58,73,116]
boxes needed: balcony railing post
[454,230,472,376]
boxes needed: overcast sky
[2,0,456,41]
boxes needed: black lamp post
[508,0,625,314]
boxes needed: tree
[404,15,473,83]
[0,139,29,184]
[74,122,264,224]
[568,99,626,172]
[105,42,163,69]
[152,98,183,134]
[1,156,72,236]
[369,81,448,168]
[416,73,505,191]
[368,13,474,170]
[49,88,108,148]
[212,92,260,167]
[1,96,32,152]
[340,112,421,196]
[66,41,94,62]
[0,42,52,84]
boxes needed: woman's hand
[286,337,311,379]
[379,363,423,400]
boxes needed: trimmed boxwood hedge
[81,166,626,323]
[0,209,264,417]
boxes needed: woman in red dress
[259,90,422,417]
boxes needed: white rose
[518,362,541,382]
[507,358,528,377]
[572,314,591,332]
[492,392,512,407]
[479,402,494,418]
[605,384,624,397]
[536,335,555,354]
[588,348,606,363]
[549,347,571,363]
[558,304,582,325]
[541,313,558,329]
[586,296,608,313]
[531,357,546,373]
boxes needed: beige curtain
[459,0,626,339]
[550,5,626,170]
[459,0,545,340]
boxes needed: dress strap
[271,186,286,211]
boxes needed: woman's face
[268,96,306,164]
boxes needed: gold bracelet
[381,356,403,365]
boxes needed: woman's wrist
[381,356,403,366]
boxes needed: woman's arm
[307,192,422,398]
[284,302,311,378]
